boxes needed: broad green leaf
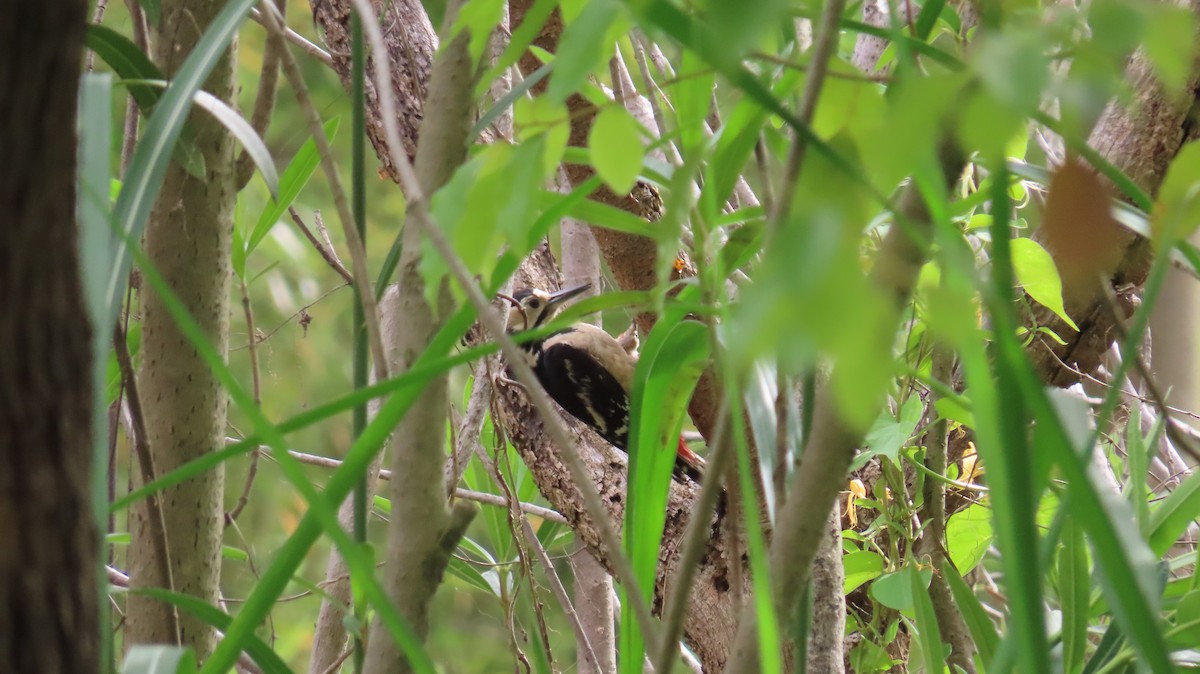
[945,503,993,575]
[546,0,621,103]
[1011,237,1079,331]
[870,566,932,613]
[105,0,258,328]
[1143,4,1196,97]
[590,106,645,195]
[863,396,923,464]
[248,117,340,254]
[843,550,885,594]
[514,96,570,174]
[450,0,504,66]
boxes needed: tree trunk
[126,0,238,658]
[0,1,99,671]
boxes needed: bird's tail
[675,436,706,483]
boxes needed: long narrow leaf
[133,589,292,674]
[248,117,340,254]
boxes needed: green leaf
[119,79,279,198]
[105,0,258,328]
[123,646,196,674]
[85,25,206,178]
[546,0,620,103]
[247,117,340,255]
[134,588,290,674]
[843,550,885,594]
[1172,590,1200,647]
[941,559,999,664]
[514,96,570,175]
[863,396,923,464]
[1011,237,1079,331]
[1149,467,1200,557]
[1058,518,1090,674]
[622,317,710,674]
[870,566,932,613]
[1143,4,1196,97]
[945,503,994,575]
[1154,140,1200,245]
[910,564,946,672]
[590,106,645,195]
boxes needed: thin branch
[917,347,977,673]
[112,322,182,644]
[249,7,334,66]
[288,207,354,284]
[283,448,568,523]
[343,0,663,654]
[1099,287,1200,464]
[230,283,349,352]
[226,280,262,524]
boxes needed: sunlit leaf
[590,106,645,195]
[1011,237,1079,331]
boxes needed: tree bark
[0,1,99,671]
[126,0,238,658]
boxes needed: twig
[112,322,181,645]
[85,0,109,71]
[917,347,977,672]
[288,207,354,284]
[445,357,499,493]
[249,8,334,66]
[230,283,349,352]
[344,0,663,654]
[257,1,389,386]
[281,448,568,523]
[1099,287,1200,464]
[226,280,262,524]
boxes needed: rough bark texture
[0,1,98,671]
[1027,0,1200,387]
[311,0,437,174]
[805,506,846,674]
[494,245,749,672]
[127,0,238,657]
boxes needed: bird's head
[502,283,591,332]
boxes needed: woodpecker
[504,284,705,482]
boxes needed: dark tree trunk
[0,1,99,672]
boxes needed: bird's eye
[528,299,541,308]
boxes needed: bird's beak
[546,283,591,311]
